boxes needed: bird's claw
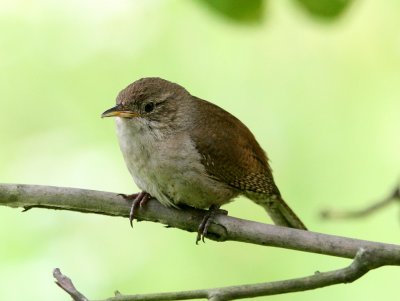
[118,191,151,227]
[117,193,140,200]
[196,206,227,244]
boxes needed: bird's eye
[144,102,154,113]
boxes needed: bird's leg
[118,191,152,227]
[196,205,228,244]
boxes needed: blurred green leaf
[200,0,264,23]
[295,0,352,19]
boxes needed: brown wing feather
[189,96,279,197]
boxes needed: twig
[53,248,387,301]
[1,184,400,262]
[53,268,89,301]
[1,183,400,300]
[321,184,400,220]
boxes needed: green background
[1,0,399,300]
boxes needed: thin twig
[1,184,400,262]
[53,268,89,301]
[53,248,387,301]
[321,184,400,220]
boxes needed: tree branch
[0,184,400,265]
[320,183,400,220]
[2,183,400,300]
[1,184,400,262]
[53,248,388,300]
[53,268,89,301]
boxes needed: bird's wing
[189,97,279,196]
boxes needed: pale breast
[115,118,237,209]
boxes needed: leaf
[295,0,353,19]
[200,0,264,24]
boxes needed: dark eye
[144,102,154,113]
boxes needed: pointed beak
[101,105,140,119]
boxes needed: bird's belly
[116,119,237,208]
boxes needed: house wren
[102,77,307,241]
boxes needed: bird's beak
[101,105,140,119]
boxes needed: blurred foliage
[199,0,352,23]
[296,0,353,19]
[200,0,264,23]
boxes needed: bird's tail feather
[261,196,307,230]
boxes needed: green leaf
[295,0,353,19]
[200,0,264,23]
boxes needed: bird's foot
[196,205,227,244]
[117,192,140,200]
[118,191,152,227]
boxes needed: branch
[321,183,400,220]
[53,248,388,300]
[1,184,400,262]
[53,268,89,301]
[2,183,400,300]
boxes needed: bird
[102,77,307,242]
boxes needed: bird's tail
[251,194,307,230]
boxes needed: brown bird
[102,77,307,242]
